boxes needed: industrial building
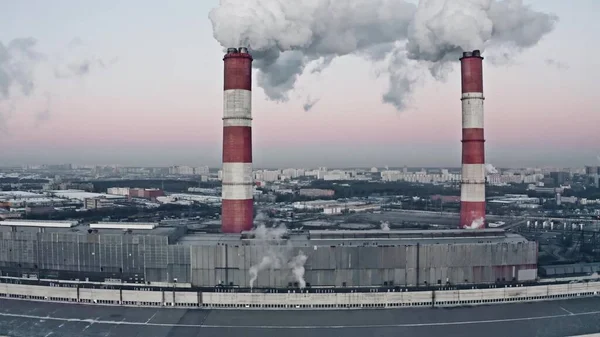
[0,50,543,296]
[0,220,537,288]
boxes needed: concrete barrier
[0,281,598,310]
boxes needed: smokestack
[459,50,486,229]
[221,47,254,233]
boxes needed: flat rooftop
[0,222,177,237]
[176,228,529,247]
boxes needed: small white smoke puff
[466,217,485,229]
[380,221,390,231]
[485,164,498,174]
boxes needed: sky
[0,0,599,169]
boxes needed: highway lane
[0,297,600,336]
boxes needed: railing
[0,280,598,310]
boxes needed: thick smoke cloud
[209,0,558,111]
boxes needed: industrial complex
[0,48,597,313]
[0,49,534,290]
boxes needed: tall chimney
[221,47,254,233]
[459,50,486,229]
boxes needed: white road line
[1,310,600,329]
[560,307,575,315]
[145,311,158,324]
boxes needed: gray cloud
[545,58,569,70]
[0,38,44,125]
[302,96,320,112]
[54,38,118,79]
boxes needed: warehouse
[0,220,537,288]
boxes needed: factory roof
[46,190,126,201]
[90,222,158,230]
[0,220,78,228]
[540,263,600,277]
[0,191,44,199]
[3,197,65,204]
[0,221,178,237]
[176,228,529,247]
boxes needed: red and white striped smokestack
[459,50,486,229]
[222,47,254,233]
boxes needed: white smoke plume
[380,221,390,231]
[466,217,485,229]
[247,215,309,289]
[288,250,308,289]
[485,164,498,174]
[248,223,288,289]
[210,0,557,111]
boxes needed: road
[0,297,600,336]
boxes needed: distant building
[430,195,461,203]
[129,188,164,201]
[107,187,130,196]
[298,189,335,198]
[585,166,600,175]
[25,206,55,215]
[169,165,209,175]
[84,197,113,210]
[550,171,570,185]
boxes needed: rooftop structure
[177,228,529,247]
[0,220,78,228]
[46,190,126,201]
[89,222,158,230]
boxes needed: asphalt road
[0,297,600,337]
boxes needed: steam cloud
[380,221,390,231]
[210,0,558,111]
[248,212,308,289]
[466,217,485,229]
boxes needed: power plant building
[0,221,537,288]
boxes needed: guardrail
[0,281,598,310]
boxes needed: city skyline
[1,0,599,168]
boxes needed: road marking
[145,311,158,324]
[560,306,575,315]
[0,310,600,329]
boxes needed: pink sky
[1,0,598,168]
